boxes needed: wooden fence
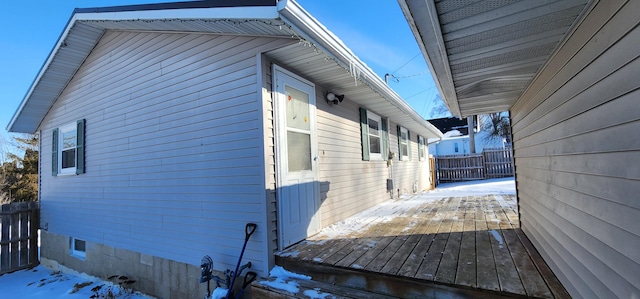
[0,201,39,275]
[436,147,514,183]
[483,147,515,178]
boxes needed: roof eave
[279,0,443,138]
[7,3,281,134]
[398,0,461,118]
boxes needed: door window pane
[287,131,311,172]
[286,86,310,131]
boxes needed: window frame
[70,237,86,259]
[418,135,426,161]
[399,126,409,160]
[366,111,383,161]
[58,122,77,176]
[359,108,388,161]
[53,119,85,176]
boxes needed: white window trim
[400,126,409,159]
[58,122,77,176]
[70,238,86,259]
[367,111,383,161]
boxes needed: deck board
[476,199,500,292]
[455,200,477,288]
[277,187,568,298]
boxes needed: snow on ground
[0,265,152,299]
[427,177,516,197]
[312,178,515,240]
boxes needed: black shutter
[52,128,58,176]
[76,119,85,174]
[359,108,370,161]
[381,118,388,160]
[407,130,411,160]
[397,125,402,161]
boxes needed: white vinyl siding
[38,30,293,277]
[510,1,640,298]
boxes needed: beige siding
[39,30,292,277]
[259,55,279,267]
[315,96,431,226]
[511,1,640,298]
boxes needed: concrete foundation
[40,231,221,299]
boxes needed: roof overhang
[398,0,594,118]
[8,0,442,139]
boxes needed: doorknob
[313,156,318,161]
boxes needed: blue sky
[0,0,445,150]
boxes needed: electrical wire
[390,52,421,75]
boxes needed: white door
[273,66,321,249]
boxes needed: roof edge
[7,1,282,133]
[279,0,443,137]
[74,0,276,14]
[6,6,82,133]
[398,0,461,118]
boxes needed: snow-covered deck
[270,178,569,298]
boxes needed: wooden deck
[275,190,569,298]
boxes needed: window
[70,238,86,259]
[53,119,85,176]
[367,111,383,160]
[454,143,459,153]
[359,108,388,161]
[418,135,426,161]
[398,126,410,160]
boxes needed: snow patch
[303,288,335,299]
[443,129,463,137]
[258,266,312,295]
[269,266,311,280]
[0,265,152,299]
[489,230,504,246]
[279,250,300,258]
[210,288,228,299]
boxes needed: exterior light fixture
[326,92,344,105]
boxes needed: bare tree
[429,94,452,119]
[481,112,511,144]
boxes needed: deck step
[251,276,397,299]
[275,255,522,299]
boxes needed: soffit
[400,0,592,117]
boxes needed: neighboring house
[400,0,640,298]
[6,1,441,298]
[428,130,506,156]
[427,116,507,156]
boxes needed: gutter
[278,0,443,138]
